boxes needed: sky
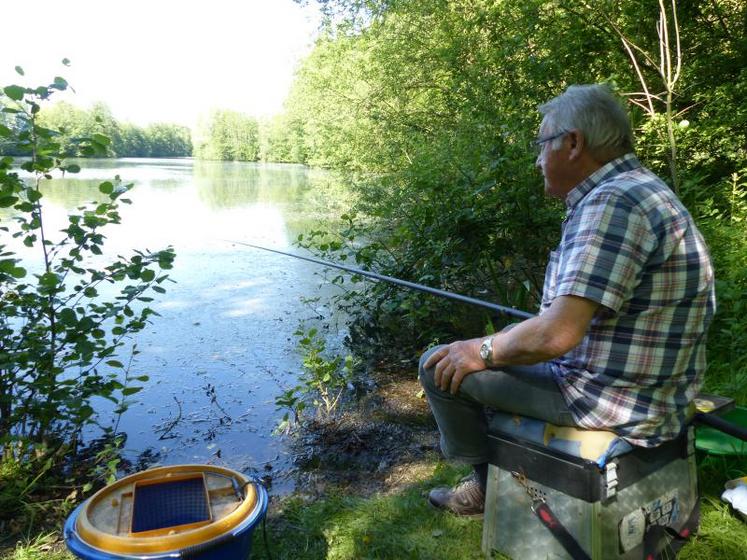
[0,0,322,128]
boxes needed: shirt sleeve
[555,190,657,313]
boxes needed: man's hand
[423,338,486,394]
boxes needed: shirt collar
[564,153,640,210]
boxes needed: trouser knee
[418,344,446,394]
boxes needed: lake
[15,158,351,492]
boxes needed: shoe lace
[456,474,484,498]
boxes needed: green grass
[1,534,71,560]
[251,463,485,560]
[4,459,747,560]
[679,498,747,559]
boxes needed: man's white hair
[539,84,634,162]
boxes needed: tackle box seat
[480,394,734,558]
[483,390,733,476]
[482,411,700,559]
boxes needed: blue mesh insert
[131,477,210,533]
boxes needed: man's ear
[567,129,585,161]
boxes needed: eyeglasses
[533,130,568,155]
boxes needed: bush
[0,69,174,520]
[275,325,357,432]
[682,170,747,399]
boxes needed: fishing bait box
[481,413,699,559]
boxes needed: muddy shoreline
[278,368,440,499]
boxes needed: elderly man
[420,83,716,517]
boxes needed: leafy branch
[578,0,683,192]
[0,67,175,480]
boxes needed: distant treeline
[0,96,306,163]
[0,100,192,158]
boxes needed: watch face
[480,339,490,360]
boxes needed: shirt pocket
[541,249,560,311]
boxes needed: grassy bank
[4,458,747,560]
[3,368,745,560]
[4,371,747,560]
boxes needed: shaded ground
[288,368,441,499]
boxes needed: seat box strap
[533,501,591,560]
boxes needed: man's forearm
[488,295,599,367]
[489,316,564,366]
[426,296,597,395]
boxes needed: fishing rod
[228,239,747,442]
[225,240,535,321]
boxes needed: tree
[195,109,260,161]
[145,123,192,158]
[36,102,192,158]
[117,123,149,157]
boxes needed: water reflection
[194,161,311,209]
[3,158,347,491]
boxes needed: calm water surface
[30,158,349,491]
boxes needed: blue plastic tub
[63,465,268,560]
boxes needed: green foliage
[275,326,357,432]
[0,73,174,520]
[258,113,307,163]
[141,122,192,157]
[692,454,747,557]
[282,0,613,361]
[251,463,485,560]
[192,109,309,163]
[3,533,74,560]
[88,435,125,487]
[194,109,261,161]
[683,169,747,399]
[0,453,52,518]
[276,0,747,375]
[116,121,192,158]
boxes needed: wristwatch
[479,336,495,367]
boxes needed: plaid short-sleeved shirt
[542,153,716,447]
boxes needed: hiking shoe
[428,473,485,517]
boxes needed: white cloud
[0,0,321,127]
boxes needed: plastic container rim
[74,464,259,555]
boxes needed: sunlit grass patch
[682,454,747,559]
[253,463,485,560]
[4,459,747,560]
[680,498,747,560]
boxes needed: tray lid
[76,464,259,554]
